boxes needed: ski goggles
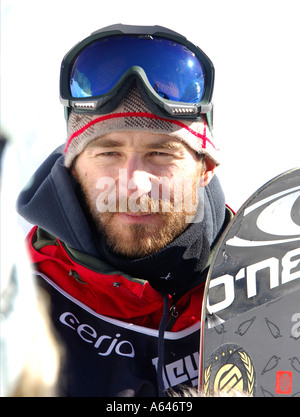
[60,24,214,119]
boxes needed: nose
[129,170,152,196]
[119,155,152,198]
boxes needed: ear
[201,159,216,187]
[71,166,79,182]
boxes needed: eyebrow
[144,140,183,151]
[86,138,124,149]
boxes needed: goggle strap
[206,110,213,135]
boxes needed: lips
[115,212,159,225]
[122,212,151,216]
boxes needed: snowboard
[199,168,300,397]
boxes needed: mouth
[115,212,159,225]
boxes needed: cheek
[74,165,96,197]
[170,163,202,200]
[170,160,201,186]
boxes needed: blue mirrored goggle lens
[69,35,206,104]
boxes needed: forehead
[85,131,187,150]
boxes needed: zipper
[165,304,179,331]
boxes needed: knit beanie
[64,87,220,168]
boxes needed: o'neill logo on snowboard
[227,185,300,247]
[206,182,300,317]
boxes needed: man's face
[73,131,214,258]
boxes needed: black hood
[17,146,100,257]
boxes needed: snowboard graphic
[199,168,300,397]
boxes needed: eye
[149,151,172,158]
[147,151,176,163]
[97,151,120,157]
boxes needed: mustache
[96,193,175,214]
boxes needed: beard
[75,172,201,259]
[95,206,189,259]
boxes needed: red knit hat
[65,87,220,168]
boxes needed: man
[17,24,233,396]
